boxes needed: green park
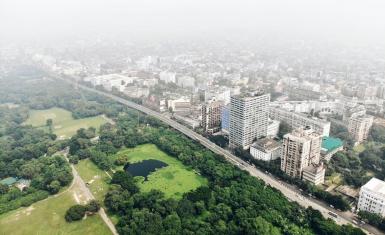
[111,144,208,199]
[0,178,112,235]
[24,107,108,139]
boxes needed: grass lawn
[112,144,208,199]
[24,107,107,139]
[325,173,343,186]
[353,144,366,153]
[75,159,111,202]
[0,182,112,235]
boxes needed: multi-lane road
[61,78,381,234]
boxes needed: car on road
[328,211,338,218]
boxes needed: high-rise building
[201,100,224,134]
[229,92,270,149]
[348,115,373,144]
[358,178,385,217]
[280,127,322,179]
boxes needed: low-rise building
[358,178,385,217]
[159,71,176,84]
[142,95,167,112]
[270,107,331,136]
[85,74,134,91]
[204,87,231,105]
[250,138,281,161]
[302,163,325,185]
[177,76,195,88]
[173,115,200,129]
[168,97,191,115]
[321,137,343,161]
[122,86,150,98]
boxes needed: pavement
[58,77,383,235]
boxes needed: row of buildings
[200,91,336,185]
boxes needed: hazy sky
[1,0,385,43]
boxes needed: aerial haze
[1,1,385,235]
[1,0,385,44]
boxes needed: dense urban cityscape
[1,0,385,234]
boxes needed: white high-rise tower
[229,92,270,149]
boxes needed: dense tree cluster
[0,75,106,215]
[358,211,385,232]
[0,73,126,120]
[326,151,371,188]
[329,122,355,147]
[278,121,292,139]
[0,108,73,214]
[100,117,363,235]
[368,124,385,143]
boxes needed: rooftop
[252,137,281,152]
[0,177,17,186]
[232,91,268,99]
[322,137,343,152]
[303,163,325,174]
[363,178,385,196]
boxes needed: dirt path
[59,149,118,235]
[70,164,118,235]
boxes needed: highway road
[61,79,380,234]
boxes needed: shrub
[65,205,87,222]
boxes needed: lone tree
[46,118,53,133]
[65,205,87,222]
[278,121,292,139]
[86,200,101,214]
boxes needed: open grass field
[75,159,111,202]
[0,179,112,235]
[112,144,208,199]
[24,107,107,139]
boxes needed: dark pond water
[124,159,168,181]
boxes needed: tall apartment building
[358,178,385,216]
[280,127,322,179]
[201,100,224,134]
[269,107,330,136]
[348,115,373,144]
[229,92,270,149]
